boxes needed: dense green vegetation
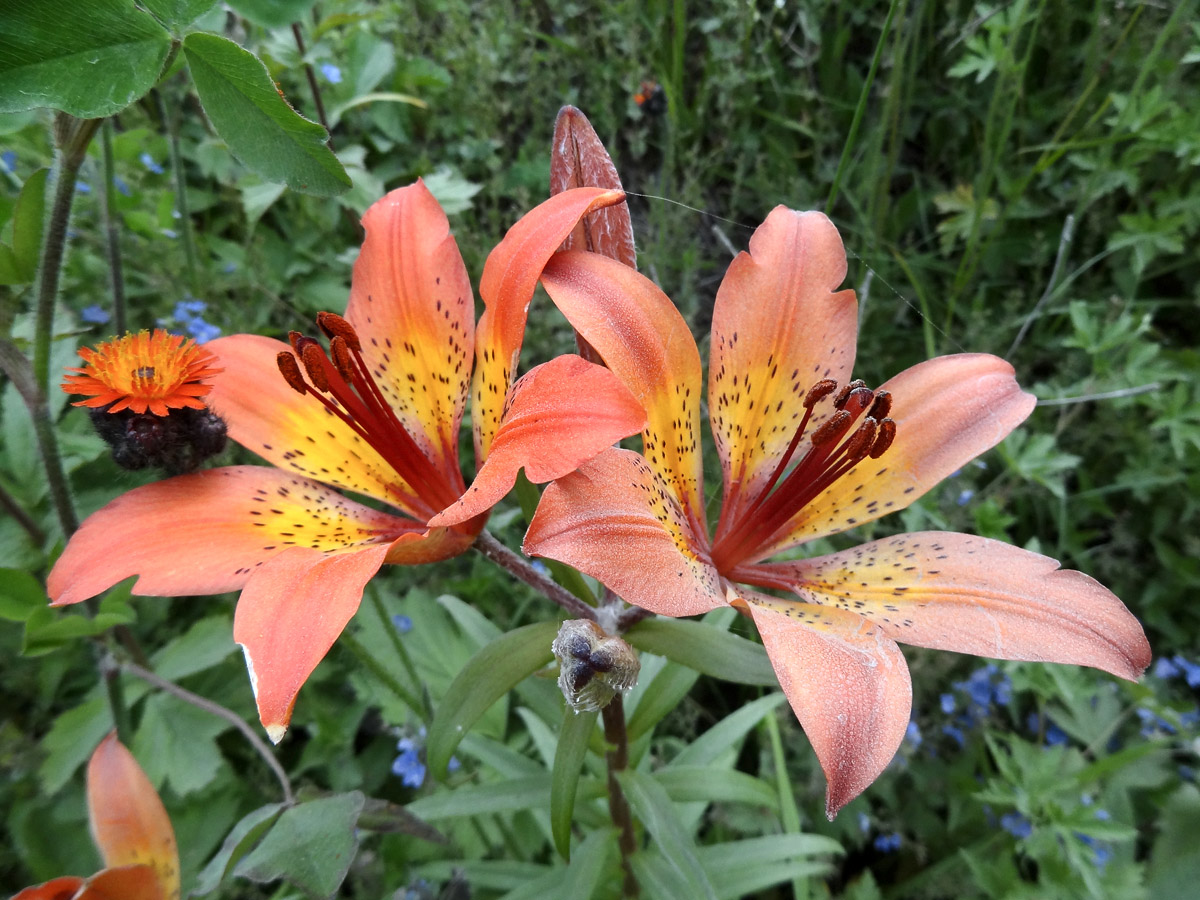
[2,1,1198,897]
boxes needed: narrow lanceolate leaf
[0,168,48,285]
[426,620,561,777]
[618,770,719,900]
[183,33,350,196]
[551,707,599,860]
[625,617,776,686]
[0,0,170,116]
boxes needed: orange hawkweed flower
[62,329,221,416]
[497,207,1150,817]
[47,181,645,741]
[13,733,179,900]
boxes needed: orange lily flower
[47,181,645,741]
[13,733,179,900]
[508,208,1150,817]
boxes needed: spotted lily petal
[11,877,87,900]
[75,867,164,900]
[708,208,858,526]
[525,448,724,617]
[540,250,707,532]
[234,543,391,742]
[755,532,1151,680]
[47,467,410,606]
[431,354,645,526]
[87,733,179,900]
[472,187,627,460]
[743,593,912,819]
[206,334,431,518]
[345,180,474,484]
[756,354,1036,557]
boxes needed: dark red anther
[843,417,878,463]
[870,418,897,458]
[300,343,330,392]
[803,379,838,409]
[330,336,356,382]
[288,331,304,354]
[842,386,875,416]
[867,390,892,420]
[277,352,308,395]
[833,379,867,408]
[317,312,362,352]
[811,409,852,447]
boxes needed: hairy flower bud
[552,619,640,712]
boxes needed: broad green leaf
[192,802,284,896]
[227,0,319,28]
[407,775,552,820]
[0,567,44,619]
[239,178,287,226]
[626,615,776,685]
[139,0,219,31]
[700,834,841,899]
[0,0,170,116]
[22,606,136,656]
[182,32,350,196]
[0,167,47,285]
[420,166,482,215]
[151,614,236,681]
[626,660,700,743]
[551,707,599,859]
[671,693,786,768]
[619,769,718,900]
[1148,783,1200,896]
[38,697,112,794]
[654,767,779,810]
[234,792,364,898]
[426,620,560,777]
[131,693,229,795]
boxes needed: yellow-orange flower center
[62,329,223,417]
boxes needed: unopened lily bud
[552,619,640,713]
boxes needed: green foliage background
[1,0,1198,898]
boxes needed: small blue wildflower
[140,152,164,174]
[956,489,974,506]
[1153,656,1181,680]
[0,150,16,173]
[1026,712,1069,746]
[161,228,178,239]
[1000,812,1032,839]
[320,63,343,84]
[873,832,902,853]
[80,305,111,325]
[940,693,956,714]
[447,755,461,773]
[1173,655,1200,688]
[391,614,414,634]
[75,181,91,194]
[391,744,426,788]
[186,319,221,344]
[1181,707,1200,728]
[942,724,965,747]
[1094,808,1111,822]
[1136,706,1176,737]
[113,176,132,197]
[857,812,871,834]
[904,720,922,749]
[174,298,207,317]
[1077,833,1111,870]
[530,559,550,577]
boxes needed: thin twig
[474,530,597,621]
[1008,213,1075,359]
[0,477,45,546]
[123,661,294,806]
[1036,383,1161,407]
[292,24,333,143]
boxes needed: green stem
[601,696,639,898]
[340,629,428,722]
[763,710,808,896]
[825,0,901,215]
[291,23,333,143]
[367,588,430,718]
[100,120,127,334]
[154,89,197,292]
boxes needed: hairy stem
[100,120,127,334]
[601,696,639,898]
[473,530,597,621]
[0,477,45,546]
[124,661,294,805]
[291,23,333,142]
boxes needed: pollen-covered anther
[299,342,331,392]
[841,386,875,416]
[870,418,897,458]
[804,379,838,409]
[812,409,852,447]
[317,311,362,352]
[843,417,878,463]
[867,390,892,420]
[288,331,304,354]
[833,379,866,408]
[329,336,356,382]
[276,352,308,395]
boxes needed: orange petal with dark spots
[524,448,723,617]
[234,543,392,742]
[540,250,708,531]
[76,867,164,900]
[756,353,1036,557]
[10,877,87,900]
[345,181,474,482]
[87,734,179,899]
[757,532,1151,680]
[472,186,627,461]
[743,593,911,819]
[707,209,858,523]
[47,467,410,607]
[432,354,645,526]
[206,334,434,520]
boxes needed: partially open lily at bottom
[495,206,1151,817]
[13,733,179,900]
[47,181,645,741]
